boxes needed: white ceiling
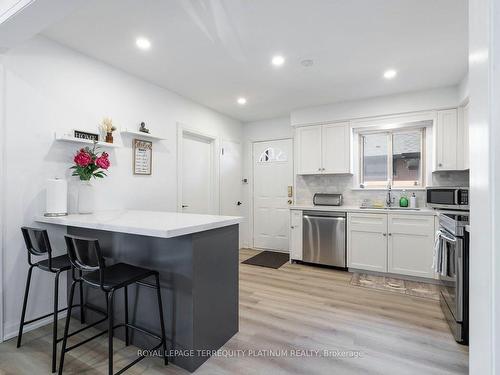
[42,0,467,122]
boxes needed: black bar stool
[58,234,168,375]
[18,227,86,373]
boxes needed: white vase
[78,181,94,214]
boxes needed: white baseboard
[3,311,67,342]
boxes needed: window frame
[358,127,426,189]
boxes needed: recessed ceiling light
[271,55,285,67]
[237,97,247,105]
[136,37,151,50]
[469,50,488,64]
[383,69,397,79]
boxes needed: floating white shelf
[121,129,166,141]
[55,132,122,148]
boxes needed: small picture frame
[133,139,152,175]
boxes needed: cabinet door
[387,214,435,278]
[296,125,322,174]
[289,210,303,260]
[463,103,469,170]
[347,213,387,272]
[435,109,458,170]
[322,122,350,174]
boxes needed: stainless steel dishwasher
[302,211,346,268]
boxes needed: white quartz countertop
[290,205,437,216]
[36,210,243,238]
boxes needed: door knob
[288,199,293,204]
[237,201,242,206]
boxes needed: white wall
[468,0,499,373]
[290,86,459,126]
[241,117,292,247]
[0,36,242,340]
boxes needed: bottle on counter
[399,190,409,207]
[410,192,417,208]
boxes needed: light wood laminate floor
[0,249,468,374]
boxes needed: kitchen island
[36,210,242,372]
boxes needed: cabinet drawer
[348,213,387,233]
[388,214,435,236]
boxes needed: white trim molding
[0,58,5,342]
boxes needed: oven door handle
[439,232,457,243]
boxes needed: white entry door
[181,132,214,214]
[253,139,293,251]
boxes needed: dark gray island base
[67,224,239,372]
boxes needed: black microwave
[426,187,469,210]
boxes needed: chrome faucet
[386,185,394,207]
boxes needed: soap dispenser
[399,190,409,208]
[410,192,417,208]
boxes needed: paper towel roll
[45,178,68,216]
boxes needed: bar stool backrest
[64,235,106,288]
[21,227,53,268]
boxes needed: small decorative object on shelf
[139,121,150,134]
[70,143,111,214]
[100,117,117,143]
[74,130,99,142]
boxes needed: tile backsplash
[295,171,469,207]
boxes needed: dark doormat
[242,251,289,269]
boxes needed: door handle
[182,205,189,208]
[288,199,293,204]
[237,201,242,206]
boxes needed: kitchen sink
[359,206,421,211]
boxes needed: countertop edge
[35,215,243,239]
[289,205,437,215]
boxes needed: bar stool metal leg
[79,272,85,324]
[107,290,115,375]
[16,265,34,348]
[124,286,129,346]
[154,274,168,365]
[58,281,77,375]
[52,270,62,373]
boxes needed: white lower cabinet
[347,212,436,279]
[387,214,435,278]
[290,210,303,260]
[347,213,387,272]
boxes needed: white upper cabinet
[322,123,350,174]
[434,109,458,171]
[296,122,350,175]
[296,125,322,174]
[459,103,470,170]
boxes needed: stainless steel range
[437,211,469,344]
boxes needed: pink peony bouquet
[71,143,110,181]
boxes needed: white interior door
[220,140,242,216]
[253,139,293,252]
[181,132,213,214]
